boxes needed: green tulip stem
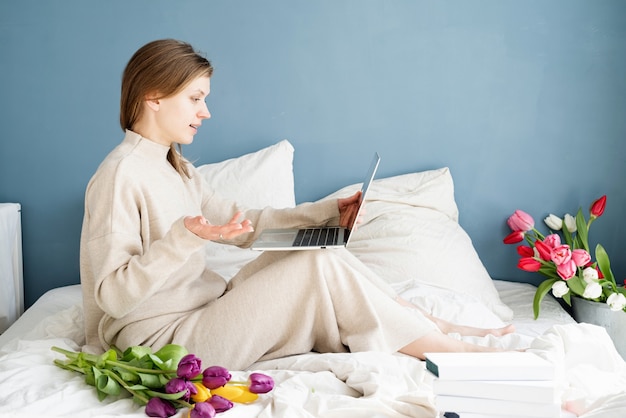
[101,368,151,404]
[106,360,176,375]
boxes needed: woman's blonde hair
[120,39,214,178]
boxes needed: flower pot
[571,296,626,360]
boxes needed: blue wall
[1,0,625,307]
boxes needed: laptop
[251,152,380,251]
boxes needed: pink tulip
[551,245,572,266]
[543,234,561,249]
[503,231,525,244]
[557,260,577,280]
[590,195,607,218]
[517,257,541,272]
[571,249,591,267]
[507,210,535,232]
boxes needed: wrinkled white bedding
[1,281,625,418]
[2,151,625,417]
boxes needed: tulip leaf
[113,366,139,383]
[145,389,188,401]
[562,225,574,248]
[84,365,96,387]
[122,346,153,362]
[538,265,557,276]
[561,291,572,306]
[148,354,178,371]
[153,344,188,367]
[97,349,118,369]
[93,368,121,398]
[126,384,149,391]
[565,275,586,297]
[533,278,559,319]
[138,372,163,389]
[575,209,589,252]
[595,244,616,288]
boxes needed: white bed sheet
[1,281,625,418]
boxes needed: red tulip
[517,257,541,272]
[503,231,525,244]
[516,245,534,257]
[590,195,607,218]
[534,240,552,261]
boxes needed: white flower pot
[571,296,626,360]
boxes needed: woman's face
[148,75,211,146]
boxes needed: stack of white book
[425,352,563,418]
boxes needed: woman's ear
[145,95,160,111]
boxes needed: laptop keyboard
[293,227,341,247]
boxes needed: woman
[80,39,512,371]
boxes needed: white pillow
[322,167,514,321]
[196,140,296,281]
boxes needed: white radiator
[0,203,24,334]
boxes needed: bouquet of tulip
[503,195,626,319]
[52,344,274,418]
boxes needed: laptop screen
[348,152,380,232]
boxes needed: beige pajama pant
[171,248,439,370]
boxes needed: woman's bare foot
[395,296,516,337]
[440,323,516,338]
[400,331,505,360]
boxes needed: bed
[1,140,625,418]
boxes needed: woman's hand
[184,211,254,241]
[338,191,363,229]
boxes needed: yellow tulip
[211,385,259,403]
[190,382,211,403]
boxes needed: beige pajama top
[80,130,437,370]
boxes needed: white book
[455,411,577,418]
[425,352,555,381]
[435,395,560,418]
[433,378,559,404]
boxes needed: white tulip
[607,293,626,312]
[544,214,563,231]
[583,282,603,299]
[551,281,570,298]
[582,267,598,284]
[564,214,577,233]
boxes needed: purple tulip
[177,354,202,379]
[164,377,197,401]
[248,373,274,394]
[190,402,216,418]
[202,366,231,389]
[145,397,177,418]
[208,395,233,413]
